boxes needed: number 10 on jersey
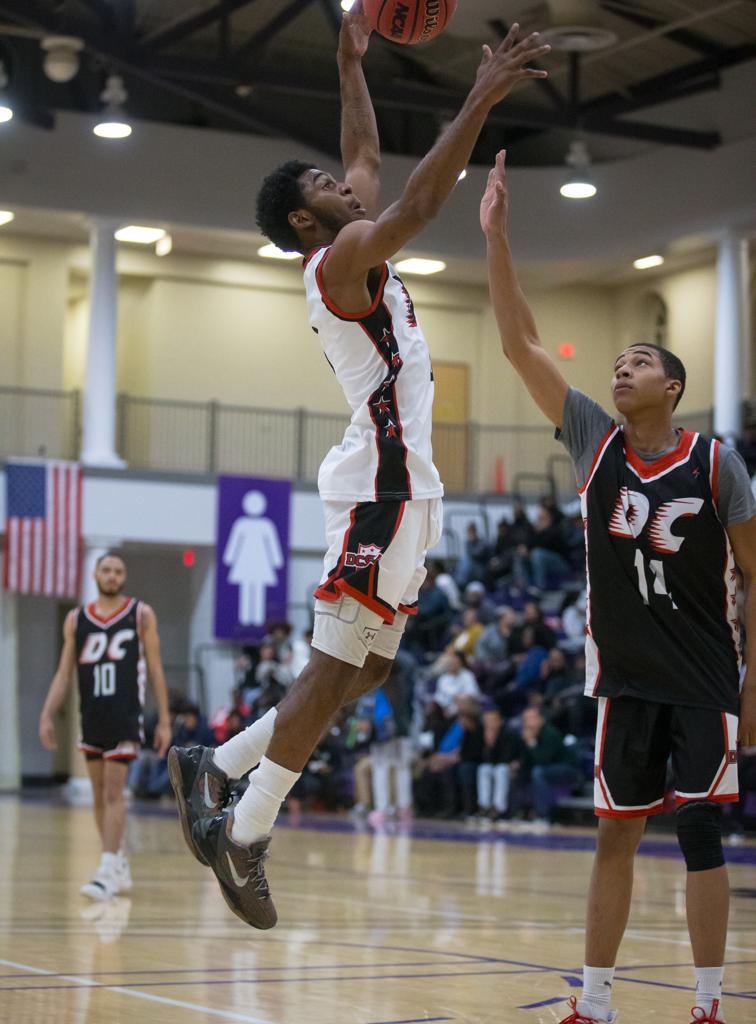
[93,662,116,696]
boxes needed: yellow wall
[1,232,741,428]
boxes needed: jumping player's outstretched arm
[481,149,569,428]
[338,2,380,219]
[325,25,551,286]
[139,604,172,756]
[727,516,756,746]
[39,610,77,750]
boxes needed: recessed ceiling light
[340,0,356,10]
[0,210,14,226]
[0,105,12,123]
[115,225,166,244]
[155,234,173,257]
[560,180,597,199]
[93,119,132,138]
[257,243,301,260]
[633,254,664,270]
[395,258,446,276]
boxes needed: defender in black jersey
[40,552,171,901]
[481,152,756,1024]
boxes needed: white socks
[230,756,301,845]
[213,708,278,778]
[578,965,615,1021]
[694,966,724,1016]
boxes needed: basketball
[363,0,457,45]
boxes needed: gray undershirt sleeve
[555,388,614,490]
[716,445,756,526]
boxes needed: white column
[0,559,20,792]
[80,218,126,468]
[737,237,751,406]
[713,233,748,443]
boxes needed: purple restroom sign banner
[215,475,291,641]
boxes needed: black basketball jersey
[581,426,741,714]
[75,598,145,733]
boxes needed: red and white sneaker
[690,999,725,1023]
[557,997,618,1024]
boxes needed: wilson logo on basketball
[345,543,383,569]
[390,2,410,38]
[419,0,441,42]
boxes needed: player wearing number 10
[39,552,171,901]
[480,151,756,1024]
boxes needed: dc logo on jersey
[608,488,704,553]
[345,543,383,569]
[79,629,135,664]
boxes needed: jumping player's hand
[739,685,756,748]
[39,713,57,751]
[480,149,509,237]
[339,1,372,61]
[154,719,172,758]
[472,24,550,108]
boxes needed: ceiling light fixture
[341,0,356,10]
[0,211,14,227]
[41,36,84,83]
[155,234,173,257]
[0,60,13,123]
[93,74,132,138]
[633,254,664,270]
[395,258,446,276]
[257,243,301,260]
[457,169,467,182]
[560,139,597,199]
[115,225,166,244]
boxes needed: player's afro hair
[255,159,316,254]
[630,343,687,408]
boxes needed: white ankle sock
[100,852,119,873]
[694,966,723,1015]
[213,708,278,778]
[578,965,615,1020]
[231,756,301,845]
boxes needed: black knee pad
[676,800,724,872]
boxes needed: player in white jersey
[168,6,551,929]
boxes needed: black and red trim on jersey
[312,248,411,500]
[623,428,698,481]
[83,596,135,628]
[314,500,406,622]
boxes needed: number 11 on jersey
[633,549,678,609]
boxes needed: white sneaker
[113,855,132,894]
[80,863,117,902]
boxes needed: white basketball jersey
[303,245,443,504]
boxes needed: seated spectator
[448,607,484,659]
[510,499,536,551]
[131,702,214,799]
[463,580,497,625]
[514,505,571,592]
[431,558,461,611]
[561,590,587,654]
[497,625,549,716]
[432,651,481,718]
[287,718,350,814]
[473,606,516,694]
[509,706,582,825]
[541,648,588,737]
[459,706,525,822]
[414,697,480,818]
[404,565,451,657]
[486,517,518,588]
[357,661,415,827]
[519,600,558,650]
[455,521,489,588]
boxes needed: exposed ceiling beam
[600,1,723,56]
[72,0,117,30]
[234,0,318,62]
[140,0,262,51]
[584,43,756,119]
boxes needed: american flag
[3,460,82,597]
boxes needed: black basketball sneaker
[192,808,277,930]
[167,745,233,866]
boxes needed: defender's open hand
[480,150,508,237]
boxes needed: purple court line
[2,968,754,1001]
[365,1019,452,1023]
[0,959,482,981]
[614,960,756,972]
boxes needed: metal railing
[1,385,719,497]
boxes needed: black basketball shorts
[78,712,143,762]
[593,696,738,818]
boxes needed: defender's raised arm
[481,149,568,428]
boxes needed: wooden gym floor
[0,794,754,1024]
